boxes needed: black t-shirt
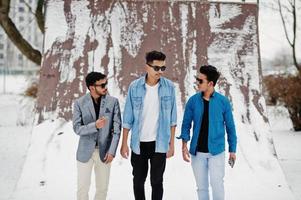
[197,98,209,153]
[92,96,101,146]
[92,96,101,119]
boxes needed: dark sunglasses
[94,81,108,89]
[195,76,205,84]
[147,63,166,72]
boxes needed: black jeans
[131,141,166,200]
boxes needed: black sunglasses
[147,63,166,72]
[195,76,205,84]
[94,81,108,89]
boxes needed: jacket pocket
[133,97,142,110]
[161,96,171,109]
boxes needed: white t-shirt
[140,83,160,142]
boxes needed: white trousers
[77,149,111,200]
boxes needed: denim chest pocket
[133,97,142,110]
[161,96,172,109]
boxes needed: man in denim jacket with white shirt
[120,50,177,200]
[178,65,237,200]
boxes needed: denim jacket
[123,75,177,154]
[178,92,237,156]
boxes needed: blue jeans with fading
[191,152,225,200]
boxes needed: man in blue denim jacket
[178,65,237,200]
[120,50,177,200]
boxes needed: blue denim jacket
[123,75,177,154]
[178,92,237,155]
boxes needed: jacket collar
[200,90,216,98]
[139,73,162,87]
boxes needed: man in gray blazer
[73,72,121,200]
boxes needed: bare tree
[0,0,44,65]
[277,0,300,75]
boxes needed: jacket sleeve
[72,100,98,136]
[123,84,134,130]
[224,98,237,153]
[178,97,193,142]
[108,99,122,156]
[170,84,177,127]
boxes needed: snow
[268,106,301,200]
[43,1,68,52]
[209,4,243,31]
[0,75,35,200]
[0,95,32,200]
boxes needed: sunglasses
[147,63,166,72]
[94,81,108,89]
[195,76,206,84]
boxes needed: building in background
[0,0,43,74]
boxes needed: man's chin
[98,91,107,96]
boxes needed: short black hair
[85,72,106,90]
[199,65,220,86]
[145,50,166,64]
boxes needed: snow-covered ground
[0,94,32,200]
[268,106,301,200]
[0,75,35,200]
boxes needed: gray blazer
[72,93,121,162]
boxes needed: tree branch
[35,0,45,34]
[291,0,300,74]
[288,0,294,7]
[0,0,42,65]
[282,4,293,13]
[23,1,35,16]
[278,0,293,47]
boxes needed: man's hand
[166,143,175,158]
[229,152,236,162]
[104,153,114,164]
[120,144,129,159]
[181,141,190,162]
[120,128,130,159]
[182,146,190,162]
[96,117,107,129]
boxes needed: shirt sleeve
[224,98,237,153]
[178,97,193,142]
[122,83,134,130]
[170,84,177,127]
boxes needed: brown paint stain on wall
[38,1,263,124]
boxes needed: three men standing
[72,52,237,200]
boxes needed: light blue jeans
[191,152,225,200]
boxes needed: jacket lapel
[98,94,107,118]
[86,94,96,121]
